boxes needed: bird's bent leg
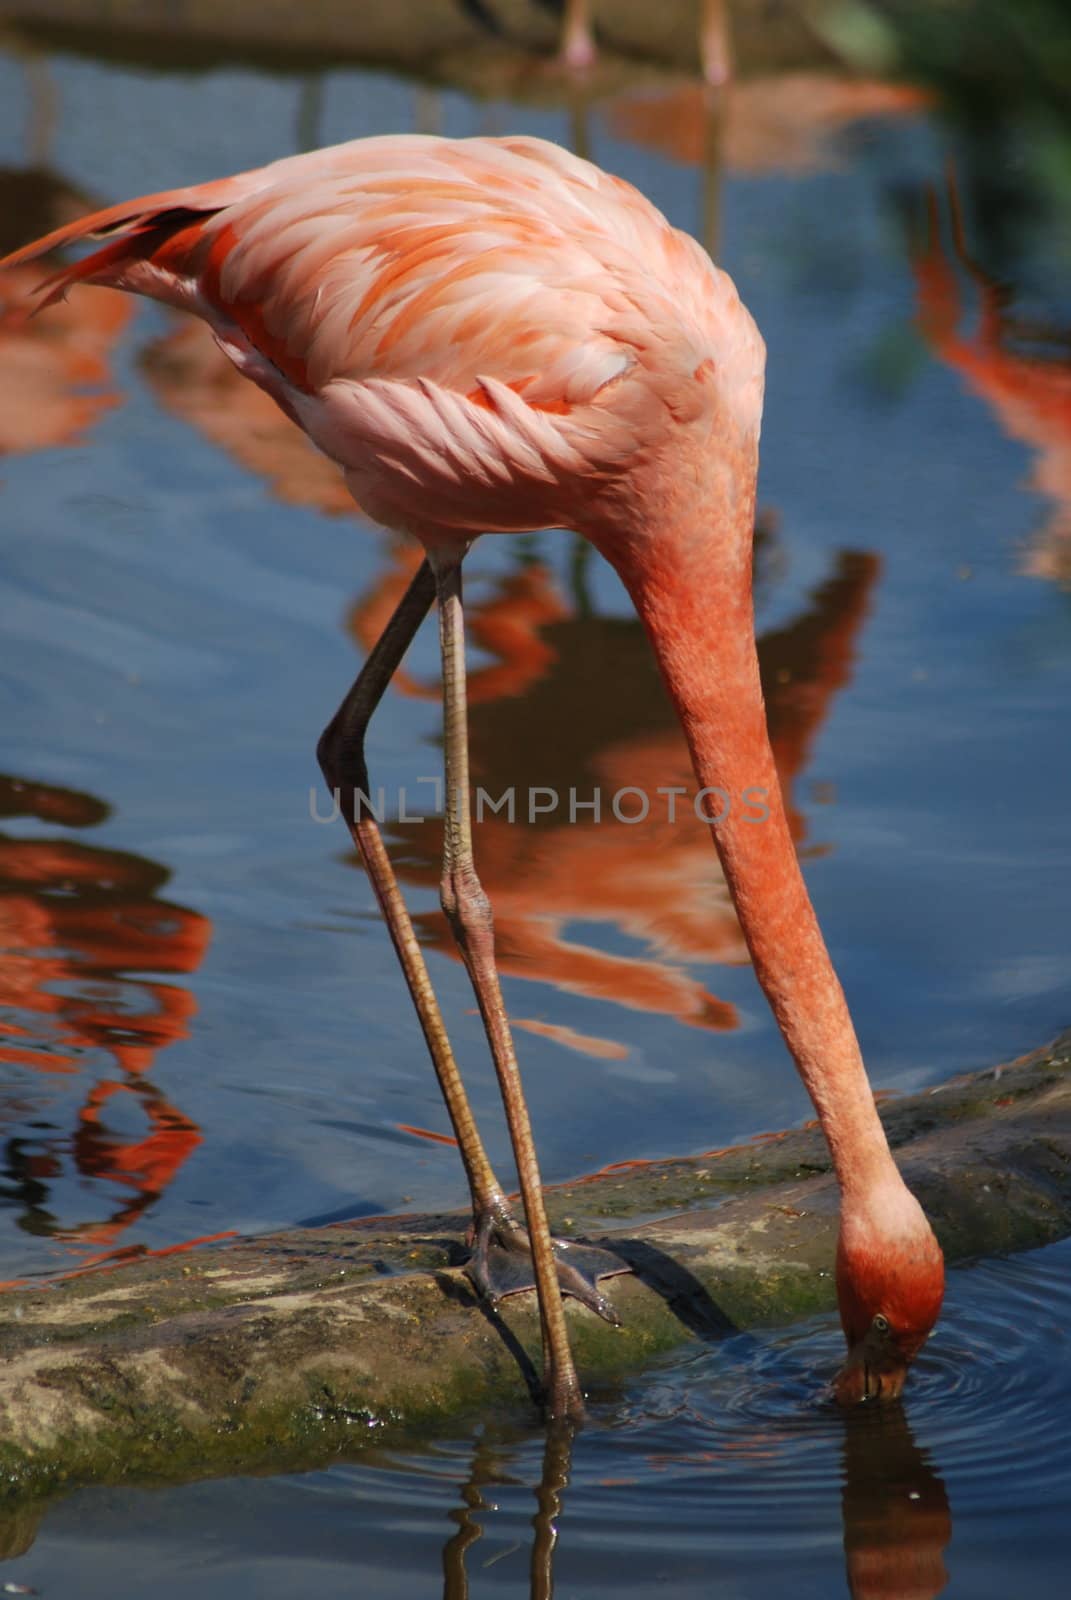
[430,549,626,1423]
[316,557,511,1236]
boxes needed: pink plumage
[1,135,762,546]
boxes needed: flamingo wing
[0,135,753,537]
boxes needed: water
[1,15,1070,1596]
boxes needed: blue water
[0,22,1070,1598]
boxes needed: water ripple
[288,1238,1071,1593]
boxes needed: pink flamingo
[0,134,943,1421]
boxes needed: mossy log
[0,1031,1069,1506]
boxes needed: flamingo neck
[600,504,898,1203]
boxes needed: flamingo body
[9,136,761,551]
[1,133,943,1405]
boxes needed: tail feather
[28,211,214,312]
[0,169,269,310]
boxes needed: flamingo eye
[873,1313,890,1334]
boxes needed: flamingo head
[833,1184,945,1404]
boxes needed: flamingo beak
[834,1327,911,1405]
[834,1350,909,1404]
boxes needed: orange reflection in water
[438,1400,950,1600]
[0,775,207,1252]
[349,534,569,707]
[633,1397,949,1598]
[841,1407,951,1600]
[352,544,879,1051]
[608,74,928,174]
[912,178,1071,586]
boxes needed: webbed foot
[466,1210,629,1325]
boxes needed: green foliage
[823,0,1071,117]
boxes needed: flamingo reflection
[364,546,880,1053]
[841,1405,951,1599]
[0,775,207,1253]
[607,75,928,177]
[442,1424,571,1600]
[438,1400,950,1598]
[912,178,1071,585]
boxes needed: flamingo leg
[558,0,596,70]
[699,0,733,88]
[317,555,624,1399]
[430,548,625,1421]
[317,559,512,1230]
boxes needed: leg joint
[441,862,494,946]
[316,714,370,797]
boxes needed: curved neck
[603,508,897,1202]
